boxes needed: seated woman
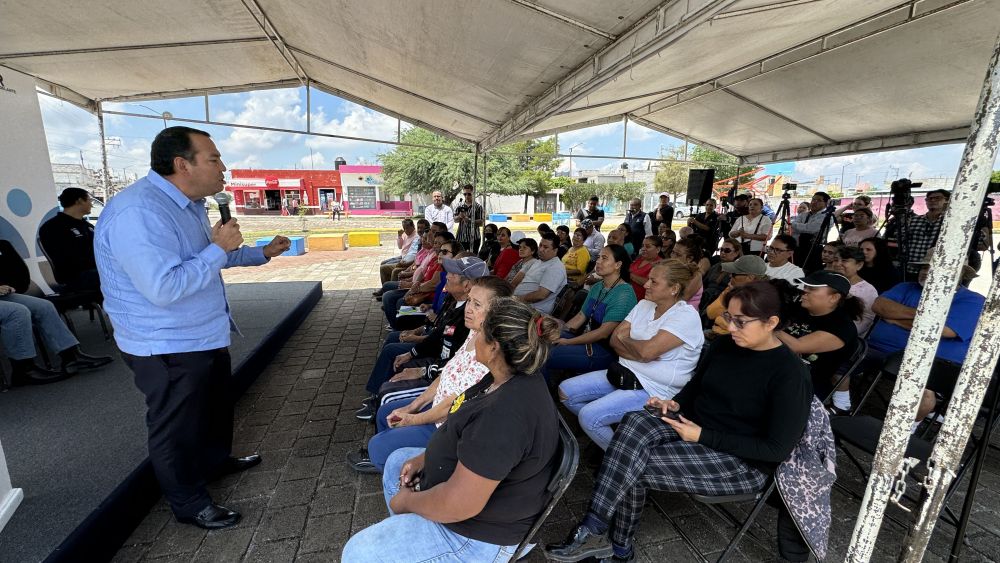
[669,237,706,309]
[383,232,449,330]
[491,227,520,279]
[562,228,591,286]
[775,271,861,406]
[613,223,634,256]
[349,276,513,472]
[831,245,877,334]
[657,224,676,258]
[628,236,662,301]
[700,237,742,312]
[558,260,704,450]
[859,236,901,294]
[703,255,768,337]
[556,225,571,258]
[545,245,637,382]
[546,281,812,563]
[342,299,562,562]
[505,238,538,289]
[477,223,501,267]
[373,229,434,300]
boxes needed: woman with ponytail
[344,299,562,561]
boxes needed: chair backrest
[552,285,577,322]
[510,413,580,562]
[825,338,868,403]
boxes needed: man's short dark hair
[589,196,599,203]
[927,189,951,200]
[58,187,90,208]
[150,126,211,176]
[540,232,559,248]
[773,233,798,252]
[416,218,430,229]
[431,221,448,233]
[734,193,750,202]
[814,191,831,203]
[401,219,415,229]
[435,231,455,242]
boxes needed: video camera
[782,183,798,192]
[890,178,922,209]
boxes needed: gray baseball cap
[721,255,767,276]
[442,256,489,279]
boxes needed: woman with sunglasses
[491,227,519,279]
[546,281,811,563]
[505,238,538,290]
[700,237,742,312]
[657,224,676,258]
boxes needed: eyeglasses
[720,248,736,254]
[722,312,763,330]
[766,246,790,253]
[439,249,453,255]
[463,193,473,197]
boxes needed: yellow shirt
[562,246,590,285]
[706,287,730,335]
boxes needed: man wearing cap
[703,255,769,338]
[857,252,985,421]
[515,233,567,314]
[582,219,606,259]
[765,234,805,282]
[355,256,487,422]
[577,196,606,231]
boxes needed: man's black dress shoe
[63,351,113,372]
[219,454,262,475]
[177,503,241,529]
[11,365,72,387]
[544,524,613,562]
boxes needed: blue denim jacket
[95,171,267,355]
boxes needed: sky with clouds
[38,86,988,189]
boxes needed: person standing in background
[423,191,454,231]
[454,184,484,253]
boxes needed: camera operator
[791,192,832,271]
[454,184,484,254]
[893,189,949,278]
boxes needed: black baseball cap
[796,270,851,296]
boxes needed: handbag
[605,360,643,391]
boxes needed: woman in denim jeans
[558,260,704,450]
[343,299,562,562]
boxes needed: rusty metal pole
[97,102,113,199]
[846,32,1000,563]
[898,33,1000,563]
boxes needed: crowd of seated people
[351,187,987,560]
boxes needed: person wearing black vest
[39,187,101,292]
[624,198,652,258]
[0,239,111,386]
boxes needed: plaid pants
[590,410,768,546]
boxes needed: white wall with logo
[0,68,60,292]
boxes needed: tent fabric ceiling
[1,0,997,163]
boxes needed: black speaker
[686,169,715,206]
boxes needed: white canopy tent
[2,0,997,162]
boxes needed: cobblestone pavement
[116,250,1000,563]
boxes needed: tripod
[773,191,793,236]
[801,206,838,271]
[879,203,915,282]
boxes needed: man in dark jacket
[0,239,111,386]
[356,257,489,420]
[39,188,101,291]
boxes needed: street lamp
[135,104,172,129]
[567,143,583,178]
[839,161,852,193]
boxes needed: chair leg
[717,484,774,563]
[852,370,884,416]
[92,303,111,340]
[61,311,78,337]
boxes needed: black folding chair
[36,243,111,340]
[685,479,777,563]
[509,413,580,562]
[823,339,868,404]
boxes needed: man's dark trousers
[123,348,233,518]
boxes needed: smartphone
[644,405,681,420]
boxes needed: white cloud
[789,145,966,187]
[558,122,624,146]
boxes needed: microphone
[213,192,233,224]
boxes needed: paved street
[112,245,1000,563]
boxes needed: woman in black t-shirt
[858,236,901,294]
[343,298,561,561]
[775,271,860,404]
[546,282,812,563]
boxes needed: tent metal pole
[97,102,112,200]
[204,94,210,122]
[896,32,1000,563]
[306,81,311,133]
[473,145,480,189]
[845,32,1000,563]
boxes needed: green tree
[380,128,475,204]
[653,146,691,202]
[689,146,754,187]
[991,170,1000,183]
[486,137,562,211]
[562,182,645,212]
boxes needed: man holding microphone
[95,126,290,529]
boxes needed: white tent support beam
[504,0,616,40]
[721,89,837,143]
[0,37,273,59]
[99,109,474,154]
[100,79,306,104]
[845,31,1000,563]
[289,47,499,127]
[737,126,971,165]
[502,115,627,145]
[480,0,741,151]
[628,115,735,156]
[239,0,308,86]
[631,0,976,121]
[898,32,1000,563]
[31,75,97,111]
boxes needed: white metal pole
[846,33,1000,562]
[97,102,112,199]
[898,33,1000,563]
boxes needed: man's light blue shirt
[94,171,267,356]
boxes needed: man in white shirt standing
[581,219,606,259]
[765,234,806,282]
[423,191,454,231]
[514,233,567,314]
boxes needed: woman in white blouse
[729,198,772,255]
